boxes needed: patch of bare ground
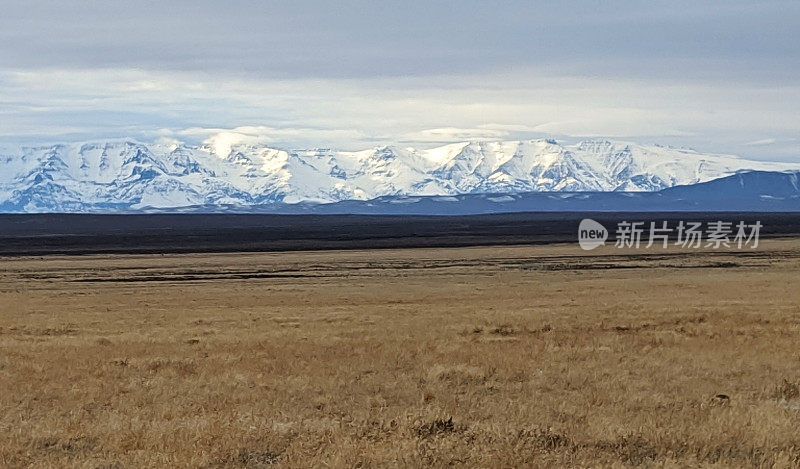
[1,239,800,466]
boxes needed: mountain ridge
[1,138,798,212]
[143,170,798,215]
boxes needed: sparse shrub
[415,417,459,438]
[608,435,659,465]
[710,393,730,406]
[513,427,571,452]
[236,448,281,466]
[490,324,515,336]
[773,379,800,400]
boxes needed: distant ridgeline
[0,138,798,213]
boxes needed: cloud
[0,1,798,163]
[744,137,800,146]
[159,126,369,153]
[1,1,798,83]
[531,121,695,139]
[745,138,779,146]
[199,129,275,158]
[400,127,511,143]
[1,66,800,160]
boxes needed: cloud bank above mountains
[1,1,799,160]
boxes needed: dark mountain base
[1,212,800,256]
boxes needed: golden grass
[1,240,800,467]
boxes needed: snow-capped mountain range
[1,137,798,212]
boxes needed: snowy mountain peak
[0,138,798,212]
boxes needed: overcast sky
[1,0,799,160]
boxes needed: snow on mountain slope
[0,137,797,212]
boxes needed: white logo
[578,219,608,250]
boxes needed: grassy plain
[1,240,800,467]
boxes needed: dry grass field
[2,240,800,467]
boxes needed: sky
[1,0,799,160]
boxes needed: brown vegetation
[1,240,800,467]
